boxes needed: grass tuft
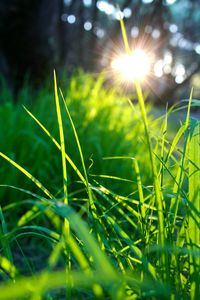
[0,58,200,299]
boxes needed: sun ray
[111,48,152,83]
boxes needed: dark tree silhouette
[0,0,62,92]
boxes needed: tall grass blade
[188,118,200,300]
[169,90,193,231]
[0,152,52,199]
[0,154,61,228]
[0,255,17,280]
[59,89,94,209]
[53,71,68,206]
[23,106,87,186]
[53,70,71,296]
[0,206,13,266]
[53,204,116,277]
[119,14,166,279]
[166,89,193,162]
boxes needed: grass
[188,118,200,300]
[0,71,153,203]
[0,24,200,300]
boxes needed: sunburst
[111,49,151,82]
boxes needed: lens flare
[111,49,150,81]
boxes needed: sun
[111,49,151,82]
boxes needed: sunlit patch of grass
[0,19,200,297]
[0,66,199,298]
[0,71,153,203]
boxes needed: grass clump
[0,71,152,204]
[0,68,199,299]
[0,22,200,299]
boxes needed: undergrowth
[0,20,200,300]
[0,71,153,203]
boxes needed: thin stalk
[0,152,53,199]
[54,71,68,207]
[169,89,193,233]
[188,119,200,300]
[53,71,71,298]
[23,105,87,186]
[119,15,166,275]
[59,89,105,252]
[59,90,94,209]
[0,206,14,266]
[160,105,168,188]
[135,80,166,273]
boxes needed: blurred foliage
[0,0,200,102]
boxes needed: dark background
[0,0,200,103]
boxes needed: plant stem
[119,15,166,277]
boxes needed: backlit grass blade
[1,192,60,230]
[0,185,48,202]
[90,173,135,183]
[53,71,68,206]
[128,88,165,245]
[119,14,166,279]
[159,106,168,187]
[59,90,106,255]
[54,204,116,277]
[17,201,61,229]
[94,186,139,228]
[106,215,157,279]
[59,89,94,210]
[0,206,13,269]
[119,13,131,54]
[53,70,71,297]
[67,219,105,298]
[0,152,52,199]
[23,106,87,186]
[188,118,200,300]
[165,89,193,162]
[132,158,146,222]
[30,240,64,300]
[0,269,143,300]
[169,90,193,231]
[0,255,17,280]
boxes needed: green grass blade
[0,269,140,300]
[0,255,17,279]
[59,89,94,209]
[166,89,193,161]
[59,89,106,256]
[159,106,168,187]
[0,152,53,199]
[119,13,131,54]
[169,90,193,231]
[53,204,116,276]
[53,71,71,297]
[0,206,13,267]
[0,153,61,229]
[53,71,68,206]
[23,106,87,186]
[106,215,157,279]
[188,118,200,300]
[119,15,166,279]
